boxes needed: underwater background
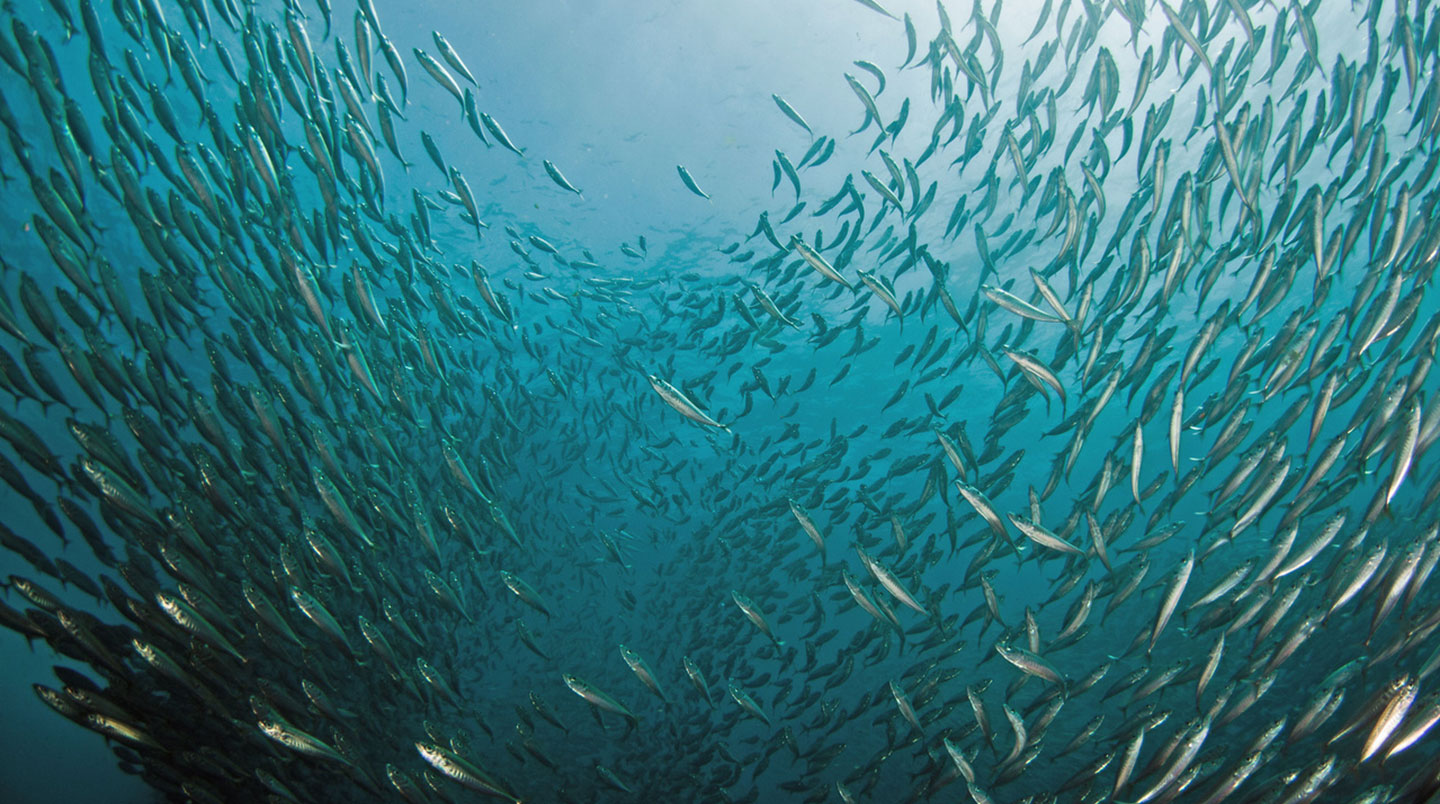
[1,0,1440,802]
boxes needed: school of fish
[0,0,1439,802]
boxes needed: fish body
[156,591,245,662]
[727,681,771,725]
[856,546,927,615]
[260,720,352,768]
[788,499,826,561]
[542,160,583,196]
[772,94,812,135]
[646,373,728,430]
[479,112,524,155]
[791,236,852,289]
[415,742,520,802]
[563,674,638,727]
[731,590,784,647]
[682,656,712,706]
[676,165,709,199]
[619,644,668,702]
[500,571,552,619]
[290,588,354,656]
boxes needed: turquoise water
[1,0,1439,802]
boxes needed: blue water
[1,0,1438,802]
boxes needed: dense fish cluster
[2,0,1440,801]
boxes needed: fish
[259,720,354,768]
[856,546,927,616]
[646,373,729,430]
[563,674,639,729]
[682,656,713,706]
[1361,676,1418,761]
[596,764,633,793]
[1007,513,1085,558]
[844,73,885,134]
[619,644,668,702]
[994,642,1065,688]
[432,31,479,86]
[727,680,771,725]
[413,47,464,108]
[415,742,521,802]
[1149,550,1193,654]
[790,235,853,289]
[772,94,812,136]
[1385,400,1421,506]
[788,498,827,562]
[479,112,524,155]
[155,590,246,663]
[289,588,355,657]
[731,590,784,648]
[676,165,710,199]
[542,160,583,196]
[888,679,924,735]
[500,570,552,619]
